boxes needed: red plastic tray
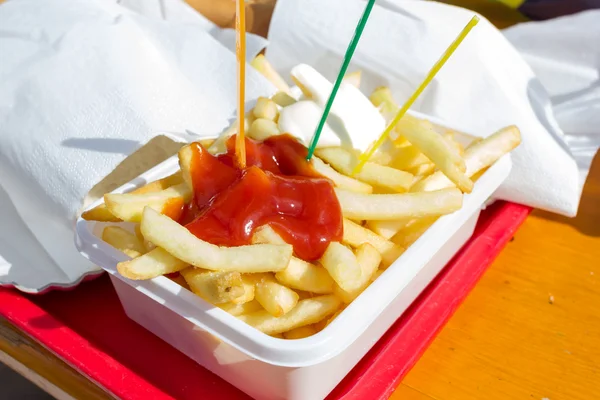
[0,201,531,400]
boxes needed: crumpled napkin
[0,0,275,291]
[503,9,600,186]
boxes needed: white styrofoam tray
[75,112,512,400]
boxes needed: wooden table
[393,159,600,400]
[1,1,598,399]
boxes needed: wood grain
[392,151,600,400]
[0,318,112,400]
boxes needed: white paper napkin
[503,10,600,186]
[0,0,275,292]
[266,0,593,217]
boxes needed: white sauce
[278,64,385,151]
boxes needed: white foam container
[75,112,512,400]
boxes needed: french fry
[283,325,318,339]
[218,299,263,316]
[444,132,465,156]
[134,224,144,242]
[232,275,256,305]
[237,295,341,335]
[366,218,412,240]
[312,316,328,332]
[314,308,344,331]
[334,243,381,303]
[407,162,436,179]
[132,173,184,195]
[366,146,394,166]
[369,86,395,110]
[369,216,439,245]
[181,268,245,305]
[117,247,188,280]
[326,309,343,326]
[469,168,487,182]
[388,145,430,171]
[178,144,195,192]
[366,161,435,239]
[104,183,190,223]
[140,207,293,273]
[371,124,492,238]
[251,225,288,245]
[315,147,413,192]
[81,205,120,222]
[320,242,362,292]
[271,91,297,107]
[275,257,335,294]
[370,88,418,124]
[198,139,216,149]
[255,277,300,317]
[296,291,314,300]
[343,70,362,88]
[311,156,373,194]
[207,115,253,155]
[391,217,439,248]
[102,226,146,258]
[368,86,408,145]
[395,116,473,193]
[411,125,521,193]
[82,172,183,222]
[134,224,155,252]
[249,118,281,141]
[334,188,463,221]
[252,97,279,121]
[342,219,404,267]
[250,55,291,94]
[371,269,384,282]
[251,226,335,294]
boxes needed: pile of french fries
[83,56,521,340]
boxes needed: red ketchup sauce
[179,134,342,261]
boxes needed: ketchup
[180,134,343,261]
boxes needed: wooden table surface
[1,1,598,399]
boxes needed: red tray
[0,201,531,400]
